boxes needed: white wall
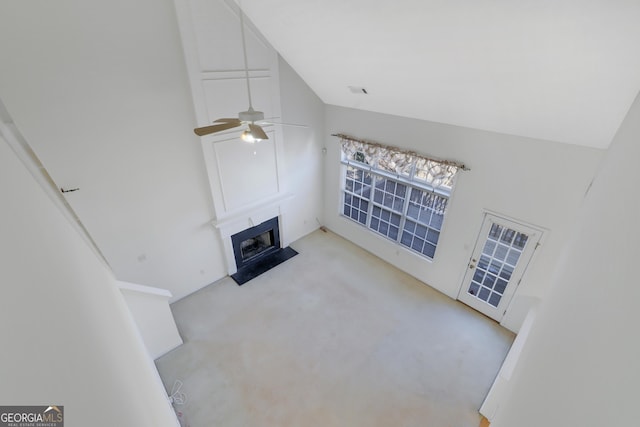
[119,282,184,360]
[0,137,178,426]
[324,106,603,331]
[278,57,326,240]
[490,92,640,426]
[0,0,227,301]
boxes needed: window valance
[333,133,469,192]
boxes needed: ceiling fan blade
[194,121,241,136]
[258,117,309,128]
[214,118,242,124]
[260,121,309,129]
[249,123,269,140]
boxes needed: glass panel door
[458,213,542,322]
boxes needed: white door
[458,213,542,322]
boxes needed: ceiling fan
[193,5,271,143]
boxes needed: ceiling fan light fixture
[241,129,260,143]
[241,123,268,143]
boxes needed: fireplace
[229,216,297,285]
[231,217,280,270]
[240,231,274,262]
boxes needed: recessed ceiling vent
[348,86,368,94]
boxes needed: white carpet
[156,229,514,427]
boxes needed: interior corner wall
[489,92,640,427]
[278,56,326,240]
[323,105,603,331]
[0,137,178,427]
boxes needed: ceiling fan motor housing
[239,109,264,122]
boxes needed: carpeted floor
[156,229,514,427]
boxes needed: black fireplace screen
[231,217,280,270]
[240,230,273,262]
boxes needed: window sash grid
[341,159,451,198]
[365,175,377,229]
[397,185,412,247]
[369,175,400,240]
[341,163,449,259]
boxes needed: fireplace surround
[229,216,297,285]
[231,216,280,270]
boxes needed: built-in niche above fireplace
[230,216,298,285]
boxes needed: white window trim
[341,162,450,260]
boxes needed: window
[343,166,371,225]
[338,135,464,260]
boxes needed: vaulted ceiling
[237,0,640,149]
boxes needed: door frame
[457,211,545,322]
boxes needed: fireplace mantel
[211,193,294,275]
[211,192,294,230]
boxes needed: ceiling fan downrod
[239,7,254,112]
